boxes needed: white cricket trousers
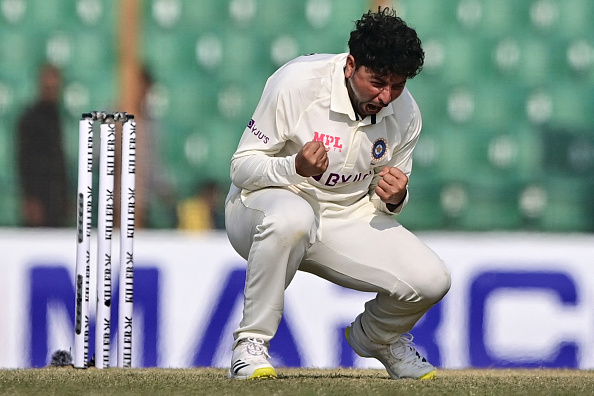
[225,187,451,345]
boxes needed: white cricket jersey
[229,53,422,219]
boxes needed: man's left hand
[375,166,408,206]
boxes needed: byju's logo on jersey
[371,138,388,161]
[247,119,270,144]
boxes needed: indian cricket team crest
[371,138,388,161]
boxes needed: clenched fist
[295,141,329,177]
[375,166,408,206]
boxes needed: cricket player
[225,7,451,380]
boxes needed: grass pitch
[0,367,593,395]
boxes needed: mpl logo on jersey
[313,131,343,152]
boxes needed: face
[40,66,62,102]
[344,55,407,118]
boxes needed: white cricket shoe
[228,337,277,380]
[345,316,436,380]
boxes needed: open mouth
[364,104,382,115]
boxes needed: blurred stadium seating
[0,0,592,231]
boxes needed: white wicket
[118,116,136,368]
[74,112,136,369]
[74,116,93,369]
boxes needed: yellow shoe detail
[418,370,436,380]
[345,327,364,358]
[249,367,277,379]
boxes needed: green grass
[0,368,593,396]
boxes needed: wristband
[386,190,407,212]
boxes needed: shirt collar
[330,54,394,125]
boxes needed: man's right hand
[295,141,329,177]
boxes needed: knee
[416,260,451,304]
[261,203,316,245]
[391,258,450,307]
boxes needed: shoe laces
[242,337,271,359]
[389,333,425,363]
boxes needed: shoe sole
[228,367,277,380]
[345,326,436,381]
[249,367,277,379]
[418,370,436,380]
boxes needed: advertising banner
[1,229,593,369]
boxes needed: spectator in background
[133,66,177,228]
[177,179,225,230]
[16,63,70,227]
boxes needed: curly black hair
[348,7,424,79]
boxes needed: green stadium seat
[150,0,222,31]
[413,124,471,181]
[0,31,39,68]
[471,82,526,128]
[162,72,216,121]
[454,0,485,32]
[67,31,115,79]
[219,28,267,75]
[446,176,524,231]
[558,0,593,39]
[292,1,370,55]
[397,0,455,37]
[201,122,237,184]
[516,36,554,86]
[504,124,544,179]
[142,29,198,73]
[22,0,72,32]
[540,126,594,176]
[478,0,531,38]
[564,38,594,81]
[0,189,20,227]
[0,122,19,226]
[0,73,34,116]
[396,178,446,230]
[75,0,115,27]
[166,122,234,198]
[440,35,487,85]
[256,1,303,35]
[536,177,594,232]
[548,82,594,129]
[528,0,560,34]
[301,0,367,36]
[407,79,448,125]
[193,31,224,71]
[0,123,12,170]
